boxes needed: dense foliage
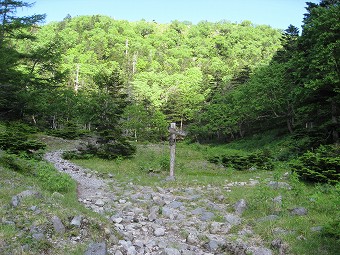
[291,145,340,184]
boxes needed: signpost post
[168,122,186,179]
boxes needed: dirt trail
[45,150,273,255]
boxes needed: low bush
[63,131,136,160]
[47,122,87,140]
[290,145,340,184]
[208,150,274,171]
[0,122,46,157]
[0,153,74,193]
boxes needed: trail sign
[168,123,186,178]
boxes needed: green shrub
[0,153,34,173]
[290,145,340,184]
[0,123,46,156]
[96,138,136,159]
[209,150,274,171]
[47,122,86,140]
[62,150,94,160]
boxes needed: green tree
[0,0,45,119]
[293,0,340,143]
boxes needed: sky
[17,0,321,30]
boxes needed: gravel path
[45,150,273,255]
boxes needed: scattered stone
[273,195,282,205]
[290,207,307,216]
[186,232,199,245]
[52,215,65,234]
[32,232,44,240]
[70,215,82,227]
[201,211,215,221]
[126,246,137,255]
[163,248,181,255]
[167,201,183,209]
[191,207,205,215]
[268,181,291,190]
[95,199,105,206]
[111,216,123,224]
[17,190,41,199]
[311,226,323,232]
[246,246,273,255]
[257,215,279,222]
[271,239,289,254]
[11,195,20,207]
[224,213,242,225]
[207,240,219,252]
[234,199,247,215]
[272,227,293,235]
[154,227,166,237]
[210,222,223,234]
[249,180,260,186]
[84,242,107,255]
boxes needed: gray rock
[268,181,291,190]
[191,207,205,215]
[207,240,220,252]
[224,213,242,225]
[167,201,183,209]
[272,195,282,205]
[30,205,38,211]
[70,215,82,227]
[52,215,65,234]
[210,222,231,234]
[311,226,323,232]
[111,217,123,224]
[257,215,279,222]
[272,227,293,235]
[11,195,20,207]
[186,232,199,245]
[290,207,307,216]
[30,224,44,240]
[95,199,105,206]
[84,242,107,255]
[126,246,137,255]
[162,207,175,219]
[163,248,181,255]
[148,212,157,221]
[154,227,166,236]
[201,211,215,221]
[234,199,247,215]
[17,190,41,199]
[114,251,123,255]
[32,233,44,240]
[246,246,273,255]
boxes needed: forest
[0,0,339,173]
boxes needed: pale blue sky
[18,0,320,30]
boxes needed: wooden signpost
[168,122,186,178]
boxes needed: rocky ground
[44,150,276,255]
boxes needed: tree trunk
[331,99,339,144]
[287,117,293,134]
